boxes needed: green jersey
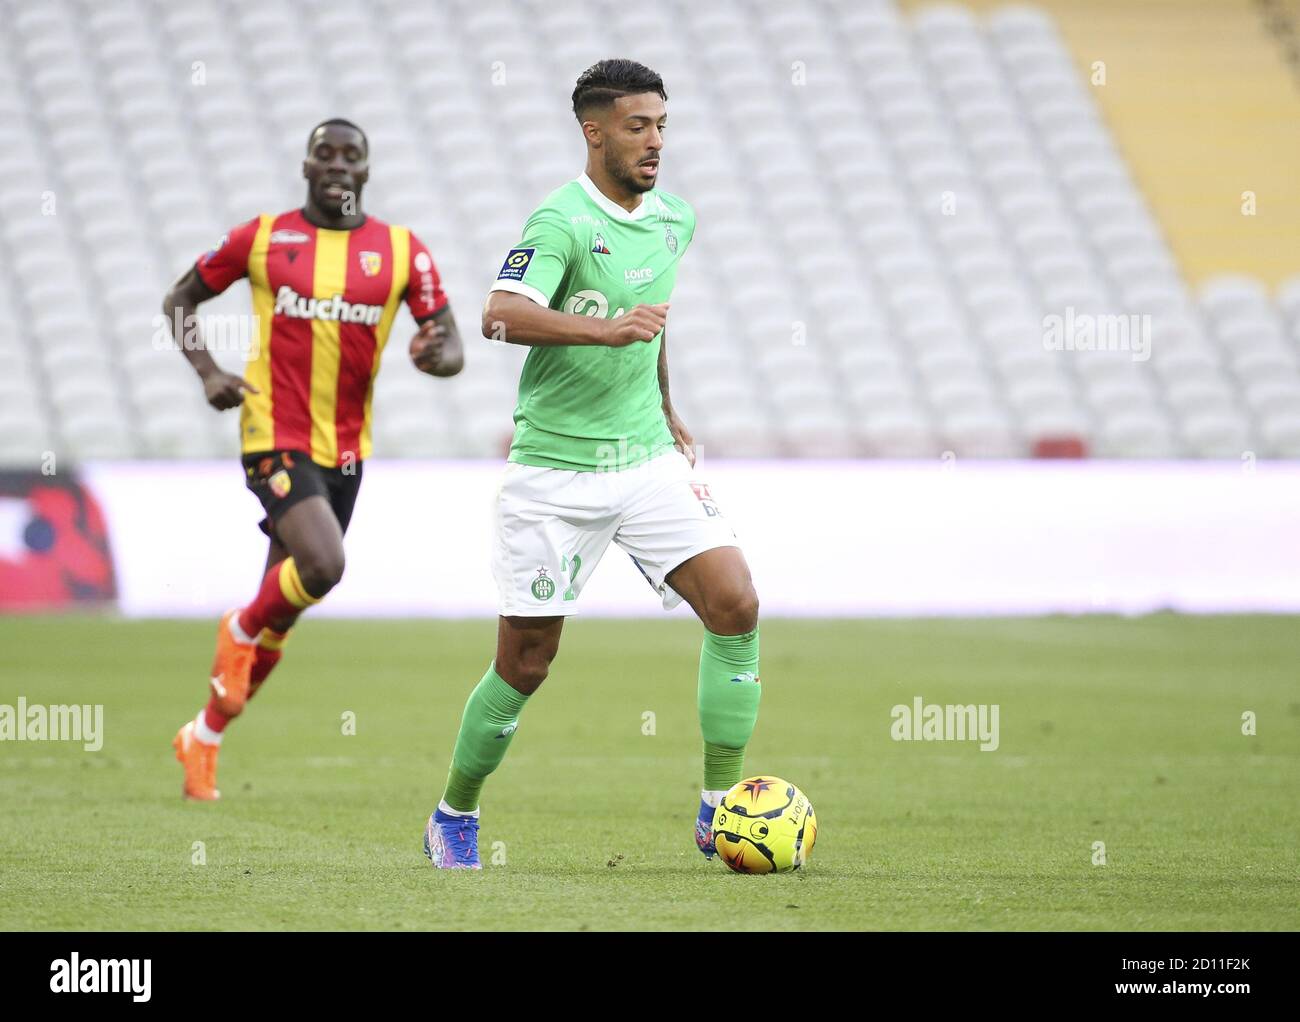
[492,173,696,471]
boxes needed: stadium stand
[1,0,1297,462]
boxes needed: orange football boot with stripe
[209,609,258,717]
[172,719,220,801]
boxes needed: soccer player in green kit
[424,60,761,869]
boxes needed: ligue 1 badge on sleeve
[531,567,555,601]
[664,225,677,254]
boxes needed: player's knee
[500,642,558,695]
[296,548,345,598]
[708,583,759,635]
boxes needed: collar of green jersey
[576,172,657,222]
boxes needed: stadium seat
[0,0,1287,465]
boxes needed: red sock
[248,645,284,700]
[202,698,232,733]
[238,559,317,635]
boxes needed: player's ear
[581,119,602,148]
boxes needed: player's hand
[602,303,669,347]
[666,407,696,467]
[202,370,258,411]
[409,320,450,374]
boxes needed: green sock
[441,663,529,813]
[698,627,760,791]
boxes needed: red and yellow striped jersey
[195,209,447,467]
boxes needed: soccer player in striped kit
[163,119,464,800]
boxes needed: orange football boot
[209,609,258,717]
[172,719,220,800]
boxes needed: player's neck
[583,163,645,214]
[301,201,367,230]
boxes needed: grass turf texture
[0,615,1297,931]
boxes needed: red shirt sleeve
[194,216,260,294]
[406,232,449,320]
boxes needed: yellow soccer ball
[712,776,817,874]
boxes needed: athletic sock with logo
[698,627,761,791]
[440,663,530,813]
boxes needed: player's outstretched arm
[409,306,465,377]
[162,267,259,411]
[481,291,668,348]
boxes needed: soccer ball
[712,776,817,874]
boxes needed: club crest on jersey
[498,248,534,281]
[664,225,678,253]
[358,251,382,277]
[591,233,610,255]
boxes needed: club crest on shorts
[268,469,292,498]
[531,566,555,601]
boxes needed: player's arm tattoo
[657,328,672,412]
[658,330,696,465]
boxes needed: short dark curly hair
[306,118,368,155]
[572,59,667,121]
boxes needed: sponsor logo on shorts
[530,566,555,601]
[498,248,534,281]
[268,469,292,498]
[273,285,383,325]
[690,481,721,517]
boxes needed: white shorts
[492,450,740,616]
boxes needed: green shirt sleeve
[491,212,575,308]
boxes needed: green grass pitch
[1,614,1296,931]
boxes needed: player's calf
[494,615,563,696]
[247,628,288,701]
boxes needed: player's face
[303,125,369,215]
[598,93,666,194]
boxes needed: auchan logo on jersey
[273,285,384,326]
